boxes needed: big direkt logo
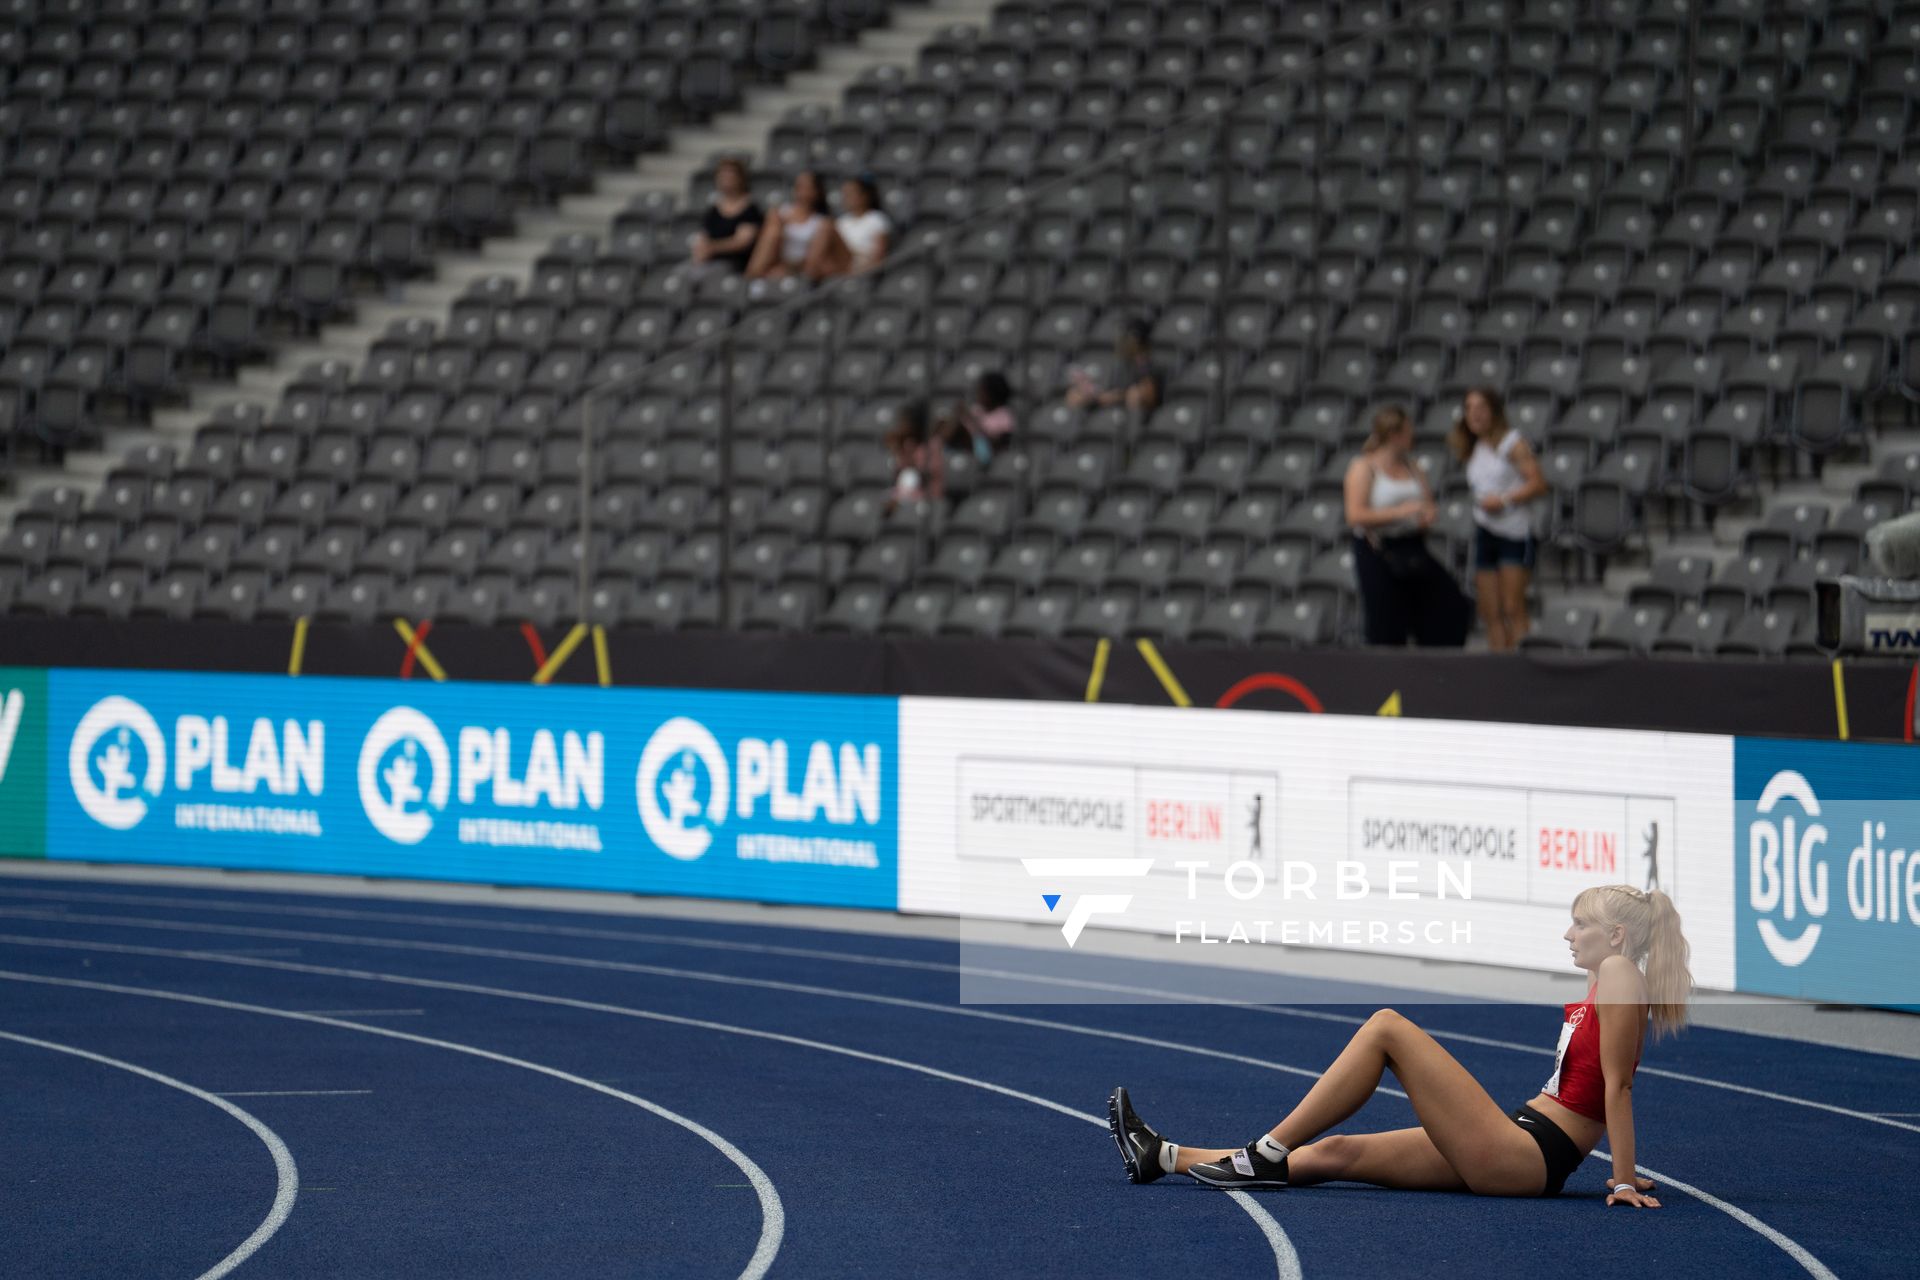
[68,694,324,835]
[634,716,883,867]
[357,705,605,851]
[1747,767,1920,970]
[1746,770,1831,967]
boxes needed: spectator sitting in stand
[744,169,829,283]
[686,158,762,277]
[804,175,891,281]
[936,372,1017,463]
[1065,318,1161,414]
[885,399,943,512]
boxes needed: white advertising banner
[899,698,1736,990]
[957,756,1278,876]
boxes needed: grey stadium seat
[9,0,1919,668]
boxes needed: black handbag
[1373,535,1432,580]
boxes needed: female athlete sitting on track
[1110,884,1691,1207]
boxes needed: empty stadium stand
[3,0,1918,657]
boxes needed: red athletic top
[1542,991,1640,1123]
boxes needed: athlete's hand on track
[1632,1175,1657,1194]
[1607,1185,1661,1209]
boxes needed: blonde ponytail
[1572,884,1694,1042]
[1641,889,1693,1042]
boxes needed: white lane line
[216,1090,373,1098]
[0,913,1342,1085]
[0,971,785,1280]
[0,915,1860,1280]
[7,901,1914,1151]
[0,1030,300,1280]
[0,888,962,971]
[0,889,1905,1139]
[291,1010,425,1017]
[0,892,1872,1280]
[1,890,1875,1280]
[1225,1189,1300,1276]
[0,939,1836,1280]
[1599,1157,1838,1280]
[950,966,1920,1141]
[0,944,1301,1280]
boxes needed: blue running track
[0,874,1912,1279]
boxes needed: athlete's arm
[1597,955,1659,1208]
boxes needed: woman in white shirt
[745,170,827,281]
[1344,406,1468,646]
[804,175,891,281]
[1449,386,1549,650]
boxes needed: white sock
[1255,1135,1290,1165]
[1158,1142,1180,1174]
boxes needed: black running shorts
[1511,1103,1584,1196]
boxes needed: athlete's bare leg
[1175,1010,1547,1195]
[1291,1128,1467,1190]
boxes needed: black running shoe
[1107,1087,1168,1184]
[1187,1145,1289,1191]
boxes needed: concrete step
[854,33,938,54]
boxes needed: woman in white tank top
[745,170,828,281]
[1343,406,1470,647]
[1449,387,1550,650]
[802,175,891,281]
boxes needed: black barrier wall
[0,615,1911,741]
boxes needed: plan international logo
[357,705,606,852]
[67,693,324,837]
[634,714,886,868]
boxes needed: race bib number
[1544,1018,1575,1096]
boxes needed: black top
[702,200,764,269]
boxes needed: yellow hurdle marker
[1084,638,1111,702]
[1831,659,1850,741]
[1134,638,1192,708]
[391,619,447,682]
[532,623,589,685]
[591,625,612,688]
[287,617,310,677]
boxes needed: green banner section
[0,667,47,858]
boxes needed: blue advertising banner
[1734,737,1920,1006]
[44,670,898,909]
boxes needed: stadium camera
[1816,510,1920,656]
